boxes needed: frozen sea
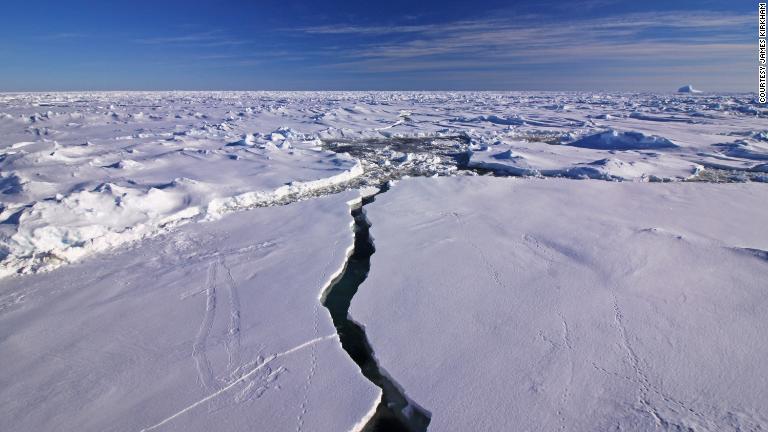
[0,91,766,431]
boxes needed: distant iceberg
[677,84,702,93]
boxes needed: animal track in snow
[191,258,255,405]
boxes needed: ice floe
[352,176,768,432]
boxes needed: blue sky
[0,0,756,91]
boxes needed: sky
[0,0,757,91]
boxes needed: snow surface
[1,91,767,431]
[351,176,768,431]
[0,192,380,432]
[2,91,767,277]
[0,94,363,276]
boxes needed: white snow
[0,191,380,432]
[568,130,677,150]
[0,93,364,276]
[1,90,767,432]
[351,176,768,431]
[468,138,701,181]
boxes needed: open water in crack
[321,185,430,432]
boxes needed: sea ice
[0,192,380,432]
[351,176,768,431]
[1,90,767,432]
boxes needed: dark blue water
[322,189,430,432]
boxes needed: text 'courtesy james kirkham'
[759,3,766,102]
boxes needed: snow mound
[568,130,678,151]
[491,149,520,160]
[713,141,768,161]
[469,140,700,181]
[1,161,362,278]
[476,114,527,126]
[0,130,364,277]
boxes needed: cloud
[41,32,88,40]
[135,31,248,48]
[293,10,753,90]
[301,10,752,68]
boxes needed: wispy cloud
[301,10,752,72]
[302,19,507,36]
[135,30,248,48]
[40,32,88,40]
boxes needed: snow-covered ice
[0,94,363,276]
[1,91,767,431]
[467,134,701,181]
[351,176,768,431]
[0,191,380,432]
[2,91,766,278]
